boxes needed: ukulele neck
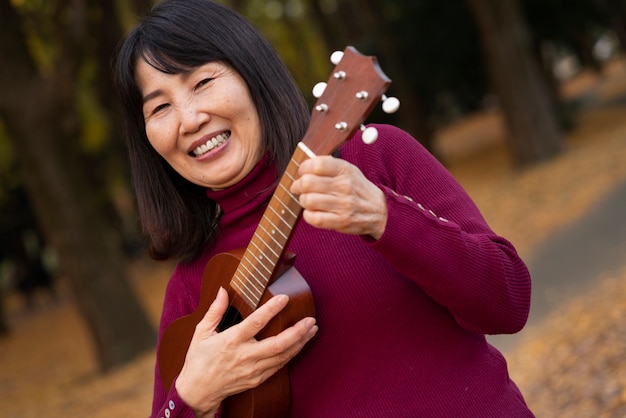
[230,143,315,310]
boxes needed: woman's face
[135,58,263,190]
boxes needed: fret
[265,207,290,239]
[230,279,256,307]
[284,169,297,180]
[255,223,283,256]
[277,182,299,206]
[236,259,266,289]
[236,274,259,298]
[244,242,278,276]
[248,239,276,269]
[231,270,260,299]
[276,193,298,219]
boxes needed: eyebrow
[142,89,163,103]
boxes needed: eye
[152,103,169,115]
[195,78,213,90]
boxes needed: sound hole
[217,305,243,332]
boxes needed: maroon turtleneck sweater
[151,124,534,417]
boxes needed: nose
[178,101,210,135]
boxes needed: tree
[0,0,155,372]
[467,0,564,166]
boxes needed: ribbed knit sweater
[151,124,534,417]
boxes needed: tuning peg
[361,125,378,144]
[333,70,347,80]
[330,50,344,65]
[382,95,400,114]
[312,82,327,98]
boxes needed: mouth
[190,131,231,157]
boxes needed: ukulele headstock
[302,46,396,155]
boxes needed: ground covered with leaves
[2,61,626,417]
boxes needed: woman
[114,0,535,417]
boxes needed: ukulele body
[158,249,315,418]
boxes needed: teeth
[193,132,230,156]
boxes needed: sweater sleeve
[344,124,531,335]
[150,265,199,418]
[151,382,192,418]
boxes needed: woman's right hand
[175,287,318,417]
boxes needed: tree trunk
[466,0,564,166]
[0,0,155,372]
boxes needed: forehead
[134,58,170,96]
[135,57,234,82]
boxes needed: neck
[230,143,312,309]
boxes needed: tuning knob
[330,51,344,65]
[312,82,327,98]
[361,125,378,144]
[382,95,400,114]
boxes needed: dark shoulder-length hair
[114,0,310,262]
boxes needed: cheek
[145,122,172,156]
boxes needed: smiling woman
[136,59,263,190]
[114,0,535,417]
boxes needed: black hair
[114,0,309,261]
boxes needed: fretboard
[230,143,313,309]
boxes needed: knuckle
[303,211,322,228]
[301,175,315,190]
[297,193,308,207]
[219,333,238,351]
[269,338,286,355]
[277,349,293,364]
[249,315,266,331]
[249,373,265,387]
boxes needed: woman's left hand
[290,156,387,240]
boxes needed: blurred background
[1,0,626,416]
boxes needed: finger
[292,170,357,199]
[297,155,345,177]
[298,188,352,212]
[195,287,229,337]
[254,317,318,370]
[235,294,290,340]
[301,207,344,230]
[294,159,364,196]
[301,192,387,237]
[293,174,337,196]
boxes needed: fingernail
[275,294,289,305]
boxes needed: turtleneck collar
[205,154,278,224]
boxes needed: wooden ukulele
[157,46,395,417]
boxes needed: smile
[191,131,231,157]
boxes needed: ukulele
[157,46,396,417]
